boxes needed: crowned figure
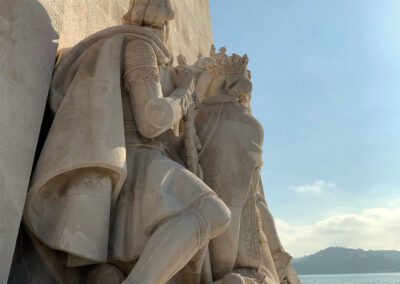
[195,47,301,284]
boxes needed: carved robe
[196,95,281,283]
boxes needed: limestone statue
[4,1,302,283]
[23,3,231,283]
[195,47,301,284]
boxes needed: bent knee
[200,195,231,238]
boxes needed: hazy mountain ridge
[293,247,400,275]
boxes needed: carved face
[223,72,252,108]
[123,0,175,27]
[122,0,175,44]
[204,71,253,107]
[226,72,252,98]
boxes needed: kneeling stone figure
[24,26,230,284]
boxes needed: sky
[209,0,400,257]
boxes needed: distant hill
[293,247,400,275]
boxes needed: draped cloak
[196,95,281,283]
[23,26,171,263]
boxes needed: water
[299,273,400,284]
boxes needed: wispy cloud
[289,180,335,194]
[276,202,400,258]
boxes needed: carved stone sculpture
[195,48,301,284]
[23,25,231,284]
[3,1,301,283]
[122,0,175,45]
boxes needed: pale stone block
[56,0,213,65]
[167,0,213,64]
[0,0,60,281]
[58,0,130,49]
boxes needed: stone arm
[124,40,194,139]
[126,74,192,139]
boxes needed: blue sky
[209,0,400,256]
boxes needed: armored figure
[24,19,230,284]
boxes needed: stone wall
[57,0,130,50]
[56,0,213,65]
[168,0,213,64]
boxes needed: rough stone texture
[57,0,130,49]
[56,0,213,65]
[0,0,59,282]
[167,0,213,64]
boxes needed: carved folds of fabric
[241,173,264,267]
[123,39,160,90]
[233,267,268,284]
[184,199,211,249]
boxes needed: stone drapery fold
[24,26,171,262]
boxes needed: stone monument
[1,0,300,283]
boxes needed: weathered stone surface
[56,0,213,65]
[0,0,59,281]
[167,0,213,64]
[57,0,130,49]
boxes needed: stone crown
[206,45,249,80]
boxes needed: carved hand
[171,67,195,93]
